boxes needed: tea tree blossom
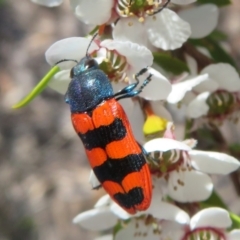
[45,37,172,101]
[144,134,240,202]
[187,63,240,122]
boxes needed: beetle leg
[115,73,152,101]
[114,82,139,97]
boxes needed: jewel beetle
[64,41,153,214]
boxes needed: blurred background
[0,1,240,240]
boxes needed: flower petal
[187,92,210,118]
[146,201,190,224]
[100,40,153,70]
[110,202,132,220]
[168,171,213,202]
[115,218,163,240]
[45,37,99,69]
[95,235,113,240]
[94,194,111,208]
[31,0,63,7]
[161,221,185,240]
[190,150,240,174]
[144,138,191,153]
[190,207,232,230]
[167,74,209,104]
[151,101,173,121]
[73,207,117,231]
[228,230,240,240]
[113,17,150,48]
[179,4,219,39]
[137,68,172,101]
[146,9,191,50]
[75,0,114,25]
[48,70,71,94]
[201,63,240,92]
[171,0,196,4]
[89,170,101,189]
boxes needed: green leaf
[197,0,231,7]
[229,143,240,155]
[189,37,237,70]
[201,190,227,209]
[200,191,240,229]
[208,30,228,41]
[229,212,240,229]
[12,65,60,109]
[153,52,189,75]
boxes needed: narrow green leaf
[189,37,237,70]
[208,30,228,41]
[12,65,60,109]
[153,52,189,75]
[229,212,240,229]
[197,0,231,7]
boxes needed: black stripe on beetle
[113,187,144,209]
[93,154,146,183]
[78,118,126,150]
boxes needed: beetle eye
[85,59,98,70]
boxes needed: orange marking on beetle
[71,113,94,134]
[122,164,152,211]
[86,148,107,168]
[106,138,141,159]
[92,101,115,127]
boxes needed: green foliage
[153,52,189,75]
[201,191,240,229]
[229,212,240,229]
[229,143,240,155]
[202,190,227,209]
[208,30,228,41]
[197,0,231,7]
[12,66,60,109]
[189,35,237,70]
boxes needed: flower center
[206,90,240,121]
[116,0,164,20]
[182,227,226,240]
[148,149,189,176]
[96,48,129,82]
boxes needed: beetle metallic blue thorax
[65,56,114,113]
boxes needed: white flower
[73,195,118,231]
[88,173,190,224]
[113,8,191,50]
[45,37,172,101]
[113,207,240,240]
[183,208,240,240]
[73,0,115,25]
[179,4,219,39]
[187,63,240,119]
[31,0,63,7]
[144,137,240,202]
[74,182,189,236]
[70,0,192,50]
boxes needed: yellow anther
[143,115,168,135]
[139,17,145,23]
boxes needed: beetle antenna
[86,33,98,57]
[55,59,78,65]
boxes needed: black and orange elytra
[65,55,153,214]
